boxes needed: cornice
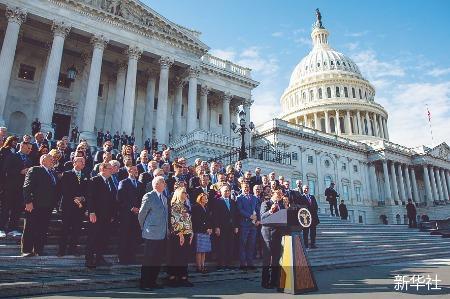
[49,0,209,56]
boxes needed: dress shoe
[85,259,96,268]
[21,252,35,257]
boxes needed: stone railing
[257,119,367,150]
[201,53,252,78]
[170,130,240,150]
[383,140,415,155]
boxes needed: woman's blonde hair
[172,186,187,205]
[196,192,208,204]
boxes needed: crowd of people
[0,126,328,290]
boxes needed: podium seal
[297,208,312,228]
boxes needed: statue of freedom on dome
[315,8,324,28]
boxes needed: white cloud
[345,31,369,37]
[236,47,279,77]
[271,31,284,37]
[344,42,359,51]
[427,67,450,77]
[293,37,311,46]
[380,82,450,147]
[352,50,405,79]
[209,48,236,61]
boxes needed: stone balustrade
[170,129,240,150]
[201,53,252,78]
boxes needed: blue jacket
[237,193,260,227]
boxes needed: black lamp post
[231,108,255,160]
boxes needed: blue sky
[145,0,450,148]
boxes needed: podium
[261,206,318,294]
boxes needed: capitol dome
[280,11,389,141]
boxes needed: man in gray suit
[138,176,169,290]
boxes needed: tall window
[307,179,316,196]
[359,89,362,99]
[218,114,223,125]
[327,87,331,98]
[342,184,349,201]
[318,88,323,99]
[98,84,103,97]
[324,175,332,187]
[154,97,158,110]
[355,186,362,202]
[307,155,313,164]
[181,104,184,116]
[352,87,356,98]
[330,117,335,133]
[309,90,314,101]
[302,92,306,100]
[335,86,340,97]
[344,87,348,97]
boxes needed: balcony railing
[209,145,292,166]
[201,53,252,78]
[170,130,240,150]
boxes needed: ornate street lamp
[231,108,255,160]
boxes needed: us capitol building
[0,1,449,224]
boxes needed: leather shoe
[85,259,96,268]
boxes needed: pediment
[429,142,450,160]
[57,0,209,55]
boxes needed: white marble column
[423,165,433,203]
[429,166,439,202]
[155,56,174,145]
[440,169,449,201]
[303,114,307,127]
[172,78,184,140]
[186,66,199,133]
[324,110,330,133]
[121,46,142,135]
[390,161,399,203]
[314,112,319,130]
[37,20,71,133]
[346,110,352,135]
[382,160,392,204]
[335,110,341,135]
[383,118,389,140]
[80,35,108,143]
[446,170,450,201]
[369,163,379,200]
[404,166,413,200]
[222,92,231,136]
[379,116,386,139]
[365,111,372,136]
[111,61,127,135]
[397,163,406,202]
[199,85,209,131]
[410,167,420,202]
[373,114,380,137]
[435,168,444,201]
[0,7,27,126]
[74,51,91,128]
[143,70,156,141]
[357,110,362,134]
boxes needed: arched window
[303,92,306,100]
[364,91,367,99]
[364,118,368,134]
[352,87,356,98]
[318,88,323,99]
[327,87,332,98]
[344,87,348,97]
[336,61,341,66]
[330,61,334,66]
[359,89,362,99]
[309,90,314,100]
[335,87,340,97]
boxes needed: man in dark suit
[94,141,114,165]
[236,182,260,270]
[295,180,304,195]
[85,162,117,268]
[120,132,128,147]
[2,142,32,237]
[189,174,215,206]
[136,150,149,175]
[144,138,151,152]
[325,182,339,217]
[104,131,112,142]
[406,199,417,228]
[113,131,120,150]
[29,132,48,165]
[138,161,157,193]
[339,200,348,220]
[117,165,145,264]
[249,167,263,192]
[58,156,89,256]
[213,185,238,270]
[260,185,285,288]
[299,185,320,249]
[21,154,58,256]
[282,181,302,206]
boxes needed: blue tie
[224,198,230,210]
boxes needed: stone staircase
[1,213,449,297]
